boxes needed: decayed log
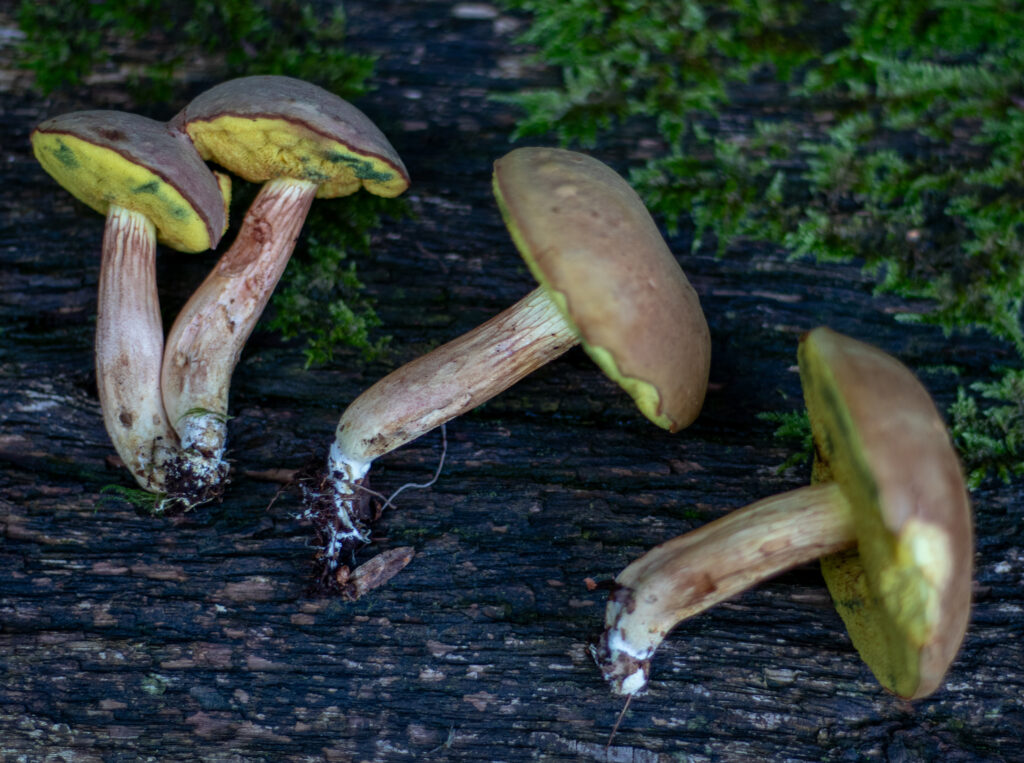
[2,2,1021,761]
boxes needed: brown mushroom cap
[31,110,227,252]
[171,75,409,198]
[799,327,973,699]
[492,147,710,432]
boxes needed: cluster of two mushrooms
[422,155,971,703]
[299,146,973,703]
[31,76,409,508]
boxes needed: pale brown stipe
[336,287,577,464]
[30,111,227,498]
[160,177,317,502]
[161,76,411,505]
[306,147,710,592]
[95,207,175,492]
[594,328,972,701]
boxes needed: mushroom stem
[95,204,177,493]
[593,481,856,695]
[309,285,580,565]
[161,176,318,503]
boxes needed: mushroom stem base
[300,449,375,584]
[306,285,579,585]
[161,411,231,508]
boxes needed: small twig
[428,724,457,754]
[346,546,415,599]
[243,467,298,483]
[265,481,288,513]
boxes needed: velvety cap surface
[493,147,710,431]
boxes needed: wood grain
[2,2,1021,760]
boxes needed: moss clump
[267,196,408,367]
[16,0,375,102]
[496,0,1024,484]
[759,407,814,474]
[950,369,1024,488]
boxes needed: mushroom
[162,75,410,503]
[31,110,228,496]
[593,327,973,700]
[305,147,711,583]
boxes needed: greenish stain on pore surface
[300,167,330,183]
[324,151,393,182]
[128,179,190,220]
[132,180,161,194]
[52,140,78,169]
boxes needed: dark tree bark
[2,2,1022,761]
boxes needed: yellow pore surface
[32,132,215,253]
[185,116,407,198]
[802,339,948,698]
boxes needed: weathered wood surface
[1,2,1022,761]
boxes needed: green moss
[266,194,410,367]
[950,369,1024,488]
[758,407,814,474]
[496,0,1024,484]
[141,673,170,696]
[16,0,375,102]
[99,484,167,515]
